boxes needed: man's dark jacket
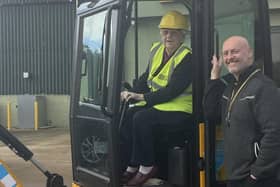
[204,65,280,181]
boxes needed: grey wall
[0,0,75,94]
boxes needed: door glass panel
[271,27,280,86]
[78,118,110,177]
[268,0,280,86]
[214,0,255,77]
[80,11,107,105]
[214,0,256,181]
[76,10,110,177]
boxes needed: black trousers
[227,176,280,187]
[120,106,192,169]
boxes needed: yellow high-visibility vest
[145,42,192,113]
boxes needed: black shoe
[121,171,138,184]
[127,166,158,186]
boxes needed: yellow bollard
[72,182,81,187]
[6,102,11,130]
[199,123,205,187]
[34,101,39,131]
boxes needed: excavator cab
[70,0,272,187]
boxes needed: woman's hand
[121,91,144,102]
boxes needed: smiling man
[204,36,280,187]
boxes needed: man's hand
[211,55,223,80]
[121,91,144,102]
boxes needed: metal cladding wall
[0,0,75,94]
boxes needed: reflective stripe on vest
[146,42,192,113]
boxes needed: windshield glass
[79,11,107,105]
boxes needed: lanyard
[225,69,261,126]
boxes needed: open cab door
[70,0,128,186]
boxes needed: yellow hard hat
[159,11,188,30]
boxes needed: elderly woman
[120,10,192,186]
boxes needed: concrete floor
[0,128,72,187]
[0,128,179,187]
